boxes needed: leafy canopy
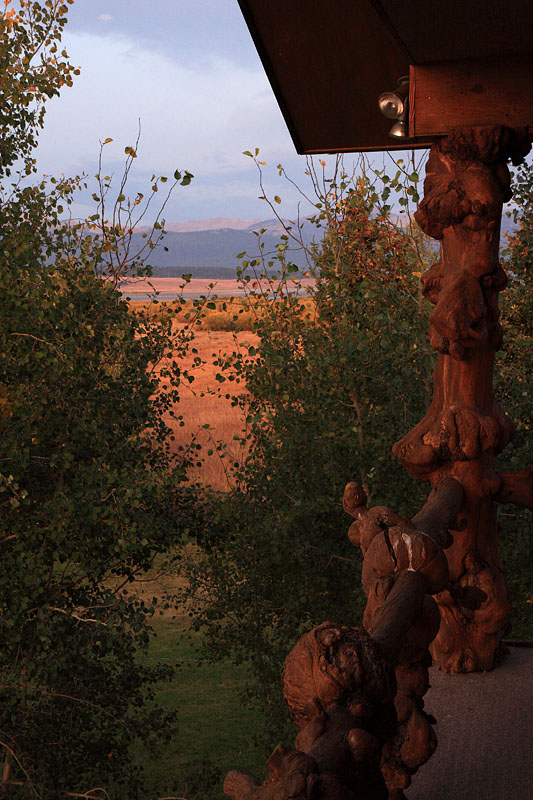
[0,2,203,795]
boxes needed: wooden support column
[393,126,531,672]
[224,478,463,800]
[222,126,532,800]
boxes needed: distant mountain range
[134,214,518,279]
[161,217,264,233]
[138,217,316,277]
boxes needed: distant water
[124,294,180,303]
[119,275,316,303]
[123,287,250,302]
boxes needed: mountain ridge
[134,215,517,277]
[137,217,263,233]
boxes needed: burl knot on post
[343,477,463,795]
[225,622,398,800]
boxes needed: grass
[126,563,268,799]
[163,326,258,491]
[132,296,259,490]
[137,292,314,491]
[126,303,270,797]
[140,618,267,799]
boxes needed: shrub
[0,2,203,794]
[496,159,533,638]
[183,158,435,740]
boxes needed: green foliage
[496,159,533,637]
[0,2,204,794]
[184,158,435,741]
[0,175,206,796]
[0,0,78,177]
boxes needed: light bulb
[389,119,407,138]
[378,91,405,120]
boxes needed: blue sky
[35,0,335,223]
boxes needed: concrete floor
[407,645,532,800]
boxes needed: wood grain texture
[495,466,533,510]
[394,126,531,672]
[410,57,533,137]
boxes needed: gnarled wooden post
[393,126,531,672]
[223,125,532,798]
[224,479,463,800]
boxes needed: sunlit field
[167,325,258,491]
[132,287,314,491]
[125,311,267,793]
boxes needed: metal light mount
[378,76,409,138]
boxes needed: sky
[33,0,324,223]
[30,1,533,227]
[34,0,412,225]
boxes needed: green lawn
[138,616,268,799]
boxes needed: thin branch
[10,332,65,360]
[0,738,41,799]
[47,608,108,625]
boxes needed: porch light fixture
[378,76,409,138]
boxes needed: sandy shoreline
[119,276,315,299]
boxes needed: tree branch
[494,466,533,510]
[412,475,464,546]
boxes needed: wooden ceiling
[238,0,533,153]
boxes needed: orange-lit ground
[162,326,259,491]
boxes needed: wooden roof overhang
[238,0,533,154]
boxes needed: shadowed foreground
[407,645,532,800]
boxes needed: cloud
[33,30,326,221]
[98,14,113,23]
[38,30,291,167]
